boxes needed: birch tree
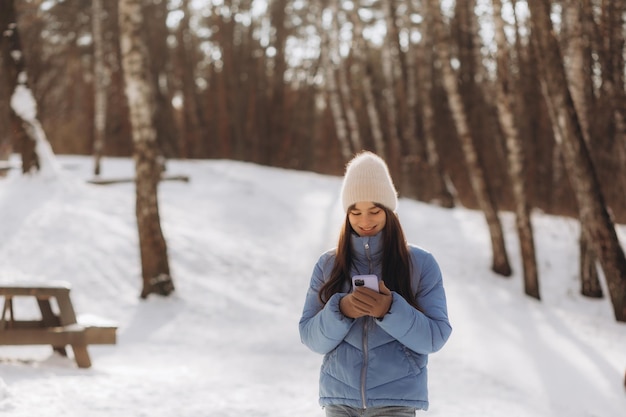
[92,0,108,176]
[398,0,423,199]
[318,0,351,161]
[597,0,626,189]
[415,5,455,208]
[562,0,602,298]
[119,0,175,299]
[348,6,385,158]
[335,8,361,154]
[143,0,178,159]
[267,0,289,164]
[174,0,204,158]
[528,0,626,322]
[1,0,39,174]
[492,0,539,298]
[425,0,512,276]
[380,1,403,173]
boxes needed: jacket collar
[350,231,384,272]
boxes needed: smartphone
[351,274,379,293]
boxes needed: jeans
[324,405,416,417]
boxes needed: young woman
[299,151,452,417]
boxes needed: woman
[299,151,452,417]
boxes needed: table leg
[55,293,78,325]
[71,344,92,368]
[37,298,60,325]
[1,297,12,329]
[37,298,67,356]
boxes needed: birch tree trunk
[330,4,363,153]
[119,0,174,299]
[0,0,39,173]
[563,0,593,143]
[348,8,385,158]
[175,0,204,158]
[425,0,512,276]
[493,0,539,298]
[143,0,178,159]
[529,0,626,321]
[0,60,9,168]
[268,0,289,164]
[384,0,412,186]
[416,6,454,208]
[334,8,361,153]
[398,0,423,199]
[318,0,351,161]
[562,0,602,298]
[92,0,108,176]
[380,0,403,173]
[337,60,361,153]
[580,232,603,297]
[598,1,626,210]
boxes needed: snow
[9,82,63,179]
[0,154,625,417]
[10,83,36,122]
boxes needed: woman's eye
[370,210,381,215]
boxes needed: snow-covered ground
[0,155,624,417]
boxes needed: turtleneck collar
[350,231,384,274]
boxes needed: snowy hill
[0,155,625,417]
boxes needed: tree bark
[398,0,423,200]
[0,4,13,165]
[598,1,626,210]
[348,8,385,158]
[92,0,108,176]
[529,0,626,321]
[493,0,539,298]
[562,0,602,298]
[380,1,403,174]
[119,0,174,299]
[335,8,361,153]
[416,6,454,208]
[580,232,603,298]
[174,0,204,158]
[319,0,351,161]
[0,0,39,173]
[267,0,289,165]
[143,0,178,159]
[425,0,512,276]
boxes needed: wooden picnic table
[0,282,117,368]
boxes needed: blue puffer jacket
[299,232,452,410]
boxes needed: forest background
[2,0,624,221]
[1,1,626,310]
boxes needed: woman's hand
[339,292,369,318]
[340,282,392,319]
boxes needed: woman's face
[348,202,387,237]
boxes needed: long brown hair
[318,204,421,311]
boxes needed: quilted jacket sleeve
[375,250,452,354]
[299,253,355,354]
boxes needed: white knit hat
[340,151,398,212]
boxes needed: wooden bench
[0,283,117,368]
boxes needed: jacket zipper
[360,239,372,409]
[361,319,369,408]
[364,241,372,273]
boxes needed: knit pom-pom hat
[340,151,398,212]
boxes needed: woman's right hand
[340,285,392,319]
[339,292,369,318]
